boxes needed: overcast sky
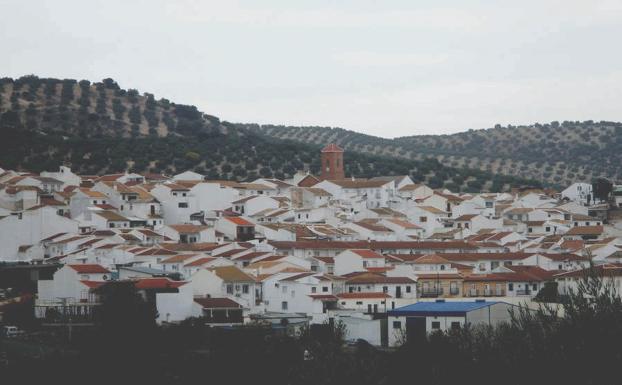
[2,0,622,137]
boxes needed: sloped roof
[209,266,256,282]
[194,297,242,308]
[69,264,110,274]
[337,292,391,299]
[565,226,604,236]
[225,216,254,226]
[350,249,385,259]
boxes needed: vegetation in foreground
[1,267,621,385]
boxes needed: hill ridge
[0,75,542,192]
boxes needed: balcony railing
[515,289,532,296]
[420,288,444,298]
[467,289,506,297]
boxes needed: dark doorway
[406,317,426,342]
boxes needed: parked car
[1,326,25,338]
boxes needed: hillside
[0,75,540,192]
[247,120,622,187]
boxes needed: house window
[431,321,441,330]
[406,286,411,293]
[528,228,533,233]
[532,284,537,291]
[393,321,401,329]
[382,286,388,293]
[420,216,427,222]
[545,227,551,232]
[282,285,287,293]
[508,283,514,291]
[226,284,233,294]
[322,286,328,292]
[242,284,249,294]
[178,202,188,208]
[451,322,461,329]
[356,301,363,305]
[281,301,288,310]
[311,287,317,293]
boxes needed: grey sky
[1,0,621,137]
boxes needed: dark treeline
[1,268,621,384]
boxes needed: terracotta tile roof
[79,188,107,198]
[454,214,478,221]
[559,240,585,251]
[69,264,110,274]
[209,266,256,282]
[161,254,199,264]
[134,278,187,289]
[417,206,447,214]
[385,218,421,229]
[350,249,385,259]
[94,211,128,221]
[269,240,478,251]
[232,251,270,261]
[346,273,415,284]
[306,188,332,197]
[136,248,177,256]
[353,221,392,232]
[212,248,248,258]
[565,226,604,236]
[308,294,339,301]
[225,216,254,226]
[416,273,464,280]
[160,242,221,252]
[184,257,216,267]
[413,254,451,264]
[281,272,316,281]
[194,297,242,308]
[337,292,392,299]
[312,256,335,264]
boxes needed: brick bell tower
[320,143,345,180]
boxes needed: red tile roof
[134,278,187,289]
[184,257,216,267]
[351,249,384,259]
[269,240,478,251]
[69,264,110,274]
[193,297,242,308]
[225,216,254,226]
[337,292,391,299]
[346,273,415,284]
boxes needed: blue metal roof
[388,301,501,317]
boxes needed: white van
[2,326,23,338]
